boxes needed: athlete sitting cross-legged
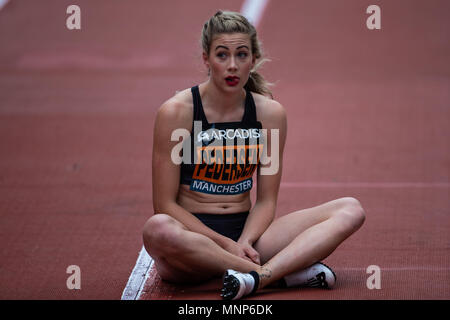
[143,10,365,300]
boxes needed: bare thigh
[253,197,357,264]
[143,214,217,283]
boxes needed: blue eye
[217,52,227,58]
[238,52,248,58]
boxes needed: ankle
[255,266,273,289]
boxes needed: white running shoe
[283,262,337,289]
[221,269,258,300]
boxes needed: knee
[142,214,183,254]
[336,197,366,232]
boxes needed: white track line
[0,0,10,11]
[240,0,270,28]
[280,182,450,188]
[121,246,153,300]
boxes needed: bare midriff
[177,184,251,214]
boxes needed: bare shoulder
[156,88,193,130]
[251,92,287,128]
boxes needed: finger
[238,250,252,261]
[251,251,260,265]
[251,253,260,265]
[244,247,260,265]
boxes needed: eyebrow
[215,45,250,51]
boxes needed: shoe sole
[311,262,337,289]
[221,270,243,300]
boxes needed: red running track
[0,0,448,300]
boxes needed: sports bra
[179,85,263,195]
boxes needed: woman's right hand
[222,238,259,264]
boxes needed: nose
[228,56,238,71]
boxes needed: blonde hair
[201,10,273,98]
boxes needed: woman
[143,10,365,300]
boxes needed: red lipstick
[225,76,240,86]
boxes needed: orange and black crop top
[179,85,263,195]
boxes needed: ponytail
[245,59,273,98]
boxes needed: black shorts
[193,211,249,242]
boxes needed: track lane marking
[121,246,153,300]
[0,0,10,11]
[240,0,270,28]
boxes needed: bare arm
[238,99,287,246]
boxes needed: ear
[202,51,210,70]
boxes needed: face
[203,33,255,91]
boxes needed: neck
[201,80,246,113]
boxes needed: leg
[253,197,365,288]
[142,213,259,283]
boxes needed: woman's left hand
[238,240,261,265]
